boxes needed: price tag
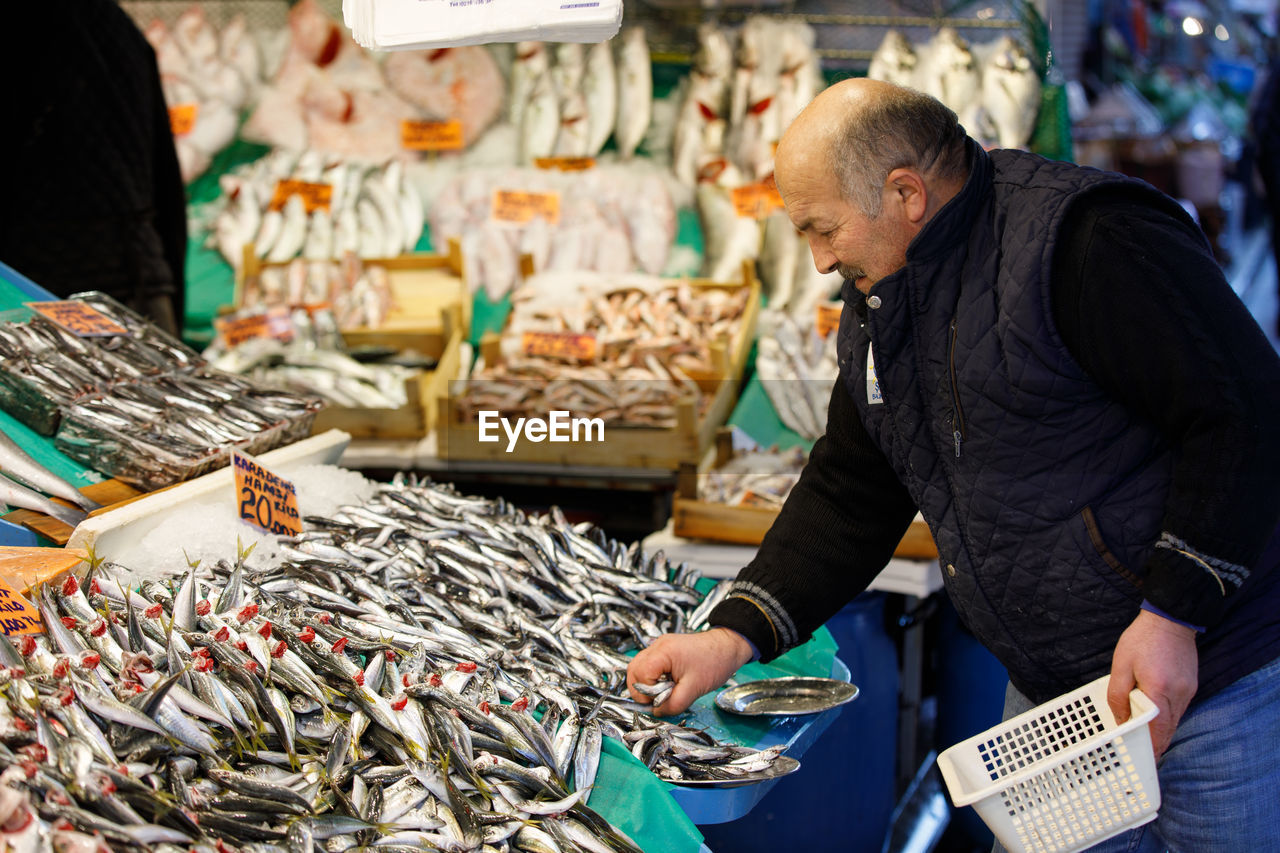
[533,157,597,172]
[214,307,295,349]
[169,103,199,136]
[521,331,597,362]
[0,577,43,636]
[269,180,333,214]
[816,302,843,339]
[491,189,561,225]
[731,178,785,219]
[26,301,128,337]
[401,118,464,151]
[232,452,302,538]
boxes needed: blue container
[699,593,899,853]
[935,598,1008,849]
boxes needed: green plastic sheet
[727,375,815,454]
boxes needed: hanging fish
[614,27,652,159]
[982,35,1042,150]
[582,40,618,157]
[867,30,918,88]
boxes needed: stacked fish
[700,446,809,509]
[755,308,838,441]
[867,29,1042,150]
[510,28,651,164]
[429,167,676,300]
[459,274,750,428]
[0,429,101,531]
[242,0,505,163]
[145,7,263,183]
[237,255,396,333]
[0,295,321,493]
[0,477,791,849]
[210,339,417,411]
[210,151,425,271]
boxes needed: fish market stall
[2,445,855,852]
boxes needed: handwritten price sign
[232,452,302,538]
[27,301,128,337]
[401,118,464,151]
[731,179,785,219]
[521,331,597,362]
[533,157,597,172]
[269,180,333,214]
[816,303,843,339]
[169,103,199,136]
[214,307,295,349]
[0,577,42,636]
[491,189,561,225]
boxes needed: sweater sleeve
[707,373,918,660]
[1051,195,1280,627]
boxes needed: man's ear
[884,168,928,223]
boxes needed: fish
[509,42,550,134]
[867,29,919,88]
[758,209,800,311]
[384,46,506,148]
[0,472,87,528]
[554,90,592,158]
[918,27,981,116]
[982,35,1042,150]
[756,309,838,441]
[582,40,618,157]
[0,429,100,512]
[521,72,561,164]
[614,27,652,159]
[697,159,762,283]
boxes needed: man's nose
[806,234,838,275]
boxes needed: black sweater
[711,194,1280,662]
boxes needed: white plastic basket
[936,675,1161,853]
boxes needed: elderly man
[629,79,1280,851]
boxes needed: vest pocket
[1081,506,1143,590]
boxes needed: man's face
[780,165,913,295]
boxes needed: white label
[867,343,883,406]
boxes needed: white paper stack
[344,0,623,51]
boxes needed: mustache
[836,265,863,281]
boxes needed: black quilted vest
[838,142,1277,704]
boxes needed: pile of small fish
[458,274,750,428]
[429,167,676,300]
[510,28,651,164]
[0,477,791,850]
[209,151,425,271]
[0,294,320,494]
[755,309,838,441]
[237,255,396,332]
[700,446,808,509]
[145,7,264,182]
[209,338,416,411]
[868,28,1042,150]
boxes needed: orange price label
[731,180,785,219]
[232,452,303,538]
[27,301,128,337]
[269,180,333,214]
[214,307,295,349]
[492,189,561,225]
[169,103,199,136]
[401,118,464,151]
[816,302,843,339]
[533,157,597,172]
[0,576,43,636]
[521,331,597,362]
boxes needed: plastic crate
[936,675,1160,853]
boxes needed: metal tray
[664,755,802,788]
[715,677,860,716]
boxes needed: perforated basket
[937,676,1160,853]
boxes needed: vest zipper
[949,317,966,458]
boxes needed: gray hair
[831,87,969,216]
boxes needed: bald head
[777,78,969,216]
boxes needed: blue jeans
[991,654,1280,853]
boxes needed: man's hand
[1107,608,1199,759]
[627,628,755,716]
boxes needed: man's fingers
[1107,670,1135,725]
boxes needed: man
[629,79,1280,851]
[1,0,187,337]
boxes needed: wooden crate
[672,430,938,559]
[438,265,758,470]
[310,322,464,440]
[235,238,471,355]
[1,479,144,547]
